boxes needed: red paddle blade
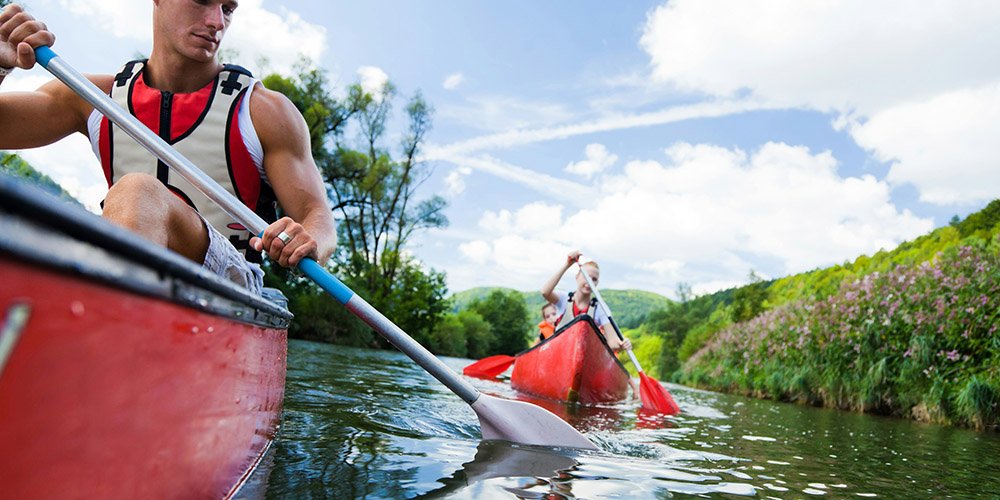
[463,355,516,379]
[638,372,680,415]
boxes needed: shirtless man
[0,1,335,293]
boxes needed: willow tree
[264,67,449,347]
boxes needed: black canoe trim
[514,314,629,374]
[0,174,291,329]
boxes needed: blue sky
[5,0,1000,298]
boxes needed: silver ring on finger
[277,231,292,245]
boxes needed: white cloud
[638,258,684,279]
[14,135,107,213]
[442,72,464,90]
[435,94,577,133]
[56,0,152,41]
[565,143,618,178]
[426,98,769,158]
[458,240,491,265]
[445,154,596,205]
[357,65,389,97]
[225,0,326,74]
[444,166,471,196]
[459,235,573,287]
[54,0,325,75]
[0,73,52,92]
[848,82,1000,205]
[639,0,1000,207]
[640,0,1000,115]
[451,142,933,295]
[479,202,564,239]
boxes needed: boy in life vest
[0,1,336,295]
[533,303,560,345]
[540,250,631,353]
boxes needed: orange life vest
[537,321,555,341]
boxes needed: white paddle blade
[471,394,597,450]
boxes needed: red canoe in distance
[511,315,630,405]
[0,176,290,499]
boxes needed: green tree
[325,83,448,348]
[647,293,719,377]
[730,270,769,323]
[263,66,449,348]
[373,256,449,349]
[431,310,492,358]
[467,290,531,355]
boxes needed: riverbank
[679,238,1000,431]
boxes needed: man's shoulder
[248,84,299,122]
[87,74,116,94]
[247,84,310,153]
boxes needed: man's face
[154,0,238,62]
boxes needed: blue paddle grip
[255,231,353,304]
[34,46,56,67]
[298,257,354,305]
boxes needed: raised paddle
[34,46,596,450]
[575,260,680,415]
[463,354,516,379]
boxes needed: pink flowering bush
[681,238,1000,430]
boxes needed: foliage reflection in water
[247,340,1000,499]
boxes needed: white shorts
[201,218,264,295]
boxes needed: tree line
[257,66,541,357]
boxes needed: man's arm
[0,78,96,148]
[249,85,336,268]
[0,4,95,148]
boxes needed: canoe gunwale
[517,314,628,374]
[511,314,630,404]
[0,174,291,328]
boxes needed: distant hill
[450,286,673,329]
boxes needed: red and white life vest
[96,59,276,263]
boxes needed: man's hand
[0,4,55,70]
[251,216,319,268]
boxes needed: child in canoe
[534,303,560,344]
[540,250,631,353]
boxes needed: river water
[249,340,1000,498]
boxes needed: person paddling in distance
[542,250,640,398]
[0,1,336,294]
[541,250,632,353]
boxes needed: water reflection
[420,441,580,498]
[260,340,1000,498]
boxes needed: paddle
[34,46,596,450]
[575,260,680,415]
[463,354,515,379]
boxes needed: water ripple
[251,340,1000,499]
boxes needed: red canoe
[0,175,290,499]
[510,315,630,404]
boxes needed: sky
[4,0,1000,299]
